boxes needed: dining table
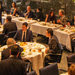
[2,14,75,51]
[0,42,46,75]
[54,26,75,51]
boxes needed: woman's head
[46,28,53,38]
[12,2,16,8]
[50,11,54,17]
[37,8,42,13]
[68,64,75,75]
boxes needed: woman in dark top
[45,11,57,24]
[10,2,17,16]
[35,8,44,21]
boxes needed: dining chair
[0,33,7,45]
[67,54,75,67]
[27,71,37,75]
[71,37,75,53]
[39,63,59,75]
[7,31,17,38]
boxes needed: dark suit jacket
[1,46,23,60]
[0,57,27,75]
[3,21,17,35]
[36,12,44,21]
[28,11,34,18]
[48,36,59,53]
[14,29,33,42]
[25,10,34,18]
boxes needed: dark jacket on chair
[0,57,27,75]
[14,29,33,42]
[3,21,17,35]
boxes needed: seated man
[14,22,33,42]
[45,28,59,54]
[3,16,17,35]
[0,44,26,75]
[57,9,68,26]
[24,6,34,19]
[1,38,23,60]
[44,28,60,66]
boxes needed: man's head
[22,22,28,31]
[46,28,53,38]
[10,44,22,57]
[7,38,16,47]
[6,16,12,22]
[27,6,31,12]
[37,8,42,13]
[59,9,64,16]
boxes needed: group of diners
[1,14,62,75]
[0,2,75,75]
[9,2,75,27]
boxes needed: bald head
[59,9,65,16]
[27,6,31,12]
[7,38,16,47]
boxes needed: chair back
[39,63,59,75]
[49,50,63,63]
[0,33,6,45]
[67,54,75,67]
[27,71,37,75]
[24,59,33,73]
[7,31,16,38]
[71,37,75,52]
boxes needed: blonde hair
[68,64,75,75]
[7,38,16,47]
[59,9,65,15]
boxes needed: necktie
[23,32,25,42]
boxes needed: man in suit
[2,38,23,60]
[44,28,60,66]
[0,44,26,75]
[14,22,33,42]
[57,9,68,26]
[24,6,34,19]
[45,28,59,54]
[3,16,17,35]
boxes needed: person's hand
[46,14,49,18]
[57,19,61,23]
[45,14,49,23]
[45,48,48,54]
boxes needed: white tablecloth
[2,14,75,51]
[0,42,46,75]
[2,14,62,33]
[31,23,62,35]
[54,29,75,51]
